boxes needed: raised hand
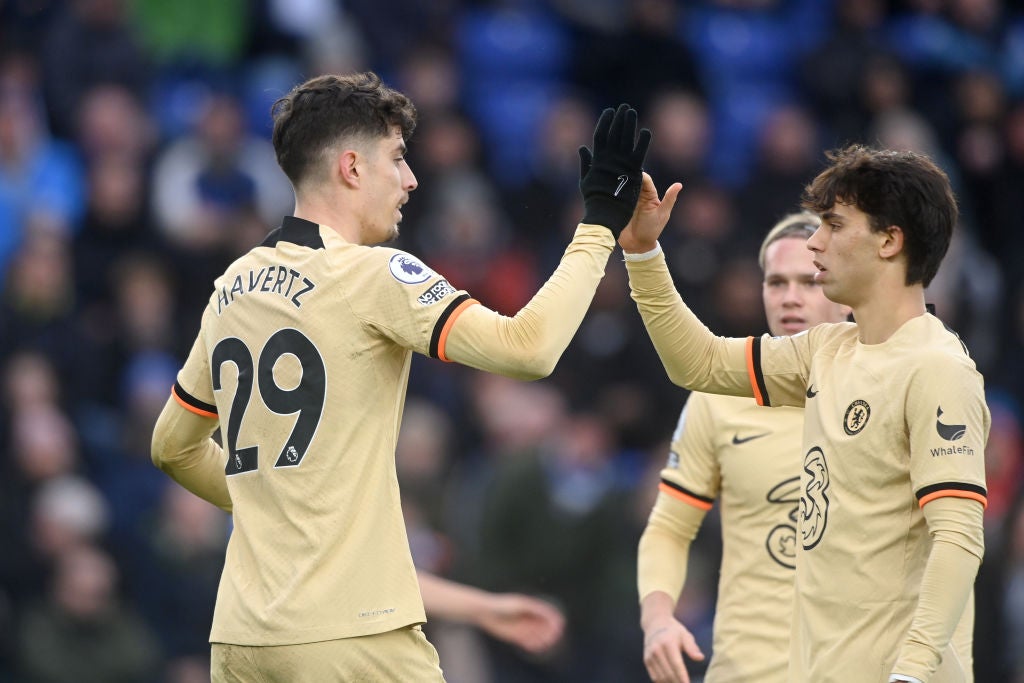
[579,103,653,237]
[618,172,683,254]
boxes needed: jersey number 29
[212,329,326,475]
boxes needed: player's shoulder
[901,314,977,367]
[808,320,858,346]
[896,317,984,398]
[768,320,857,354]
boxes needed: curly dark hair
[271,72,417,186]
[801,144,957,287]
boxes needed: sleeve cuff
[622,242,663,262]
[889,675,924,683]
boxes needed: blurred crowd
[0,0,1022,681]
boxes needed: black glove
[578,103,652,236]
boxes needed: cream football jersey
[748,314,989,682]
[626,253,987,682]
[172,217,477,646]
[661,393,802,683]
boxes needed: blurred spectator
[346,2,459,75]
[511,93,594,266]
[737,103,822,239]
[475,408,642,682]
[950,70,1009,250]
[682,0,831,185]
[0,349,65,514]
[113,257,178,357]
[0,55,85,284]
[709,255,768,337]
[885,0,1024,135]
[16,544,160,683]
[297,8,369,83]
[443,374,571,585]
[924,225,1003,375]
[395,43,463,121]
[0,233,91,401]
[30,475,110,560]
[401,108,488,248]
[72,83,161,314]
[0,403,81,617]
[973,101,1024,287]
[40,0,149,139]
[88,352,178,565]
[247,0,347,61]
[75,156,161,310]
[659,181,746,327]
[75,83,157,164]
[398,398,458,557]
[133,485,226,665]
[861,51,914,123]
[570,0,703,110]
[152,92,291,249]
[396,398,492,682]
[641,89,711,197]
[2,350,61,413]
[151,91,291,304]
[801,0,891,145]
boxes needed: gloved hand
[579,103,652,236]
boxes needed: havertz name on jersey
[216,264,316,315]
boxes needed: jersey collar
[262,216,326,250]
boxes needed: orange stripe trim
[746,337,766,406]
[659,482,714,511]
[919,489,988,509]
[171,385,218,419]
[437,298,479,362]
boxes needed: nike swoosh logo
[613,175,628,196]
[806,385,818,398]
[732,432,770,445]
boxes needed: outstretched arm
[440,105,651,380]
[418,571,565,654]
[619,174,752,396]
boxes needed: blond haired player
[622,145,988,683]
[638,213,850,683]
[150,71,650,681]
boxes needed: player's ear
[878,224,904,259]
[338,149,361,188]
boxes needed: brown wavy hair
[801,144,957,287]
[271,72,417,187]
